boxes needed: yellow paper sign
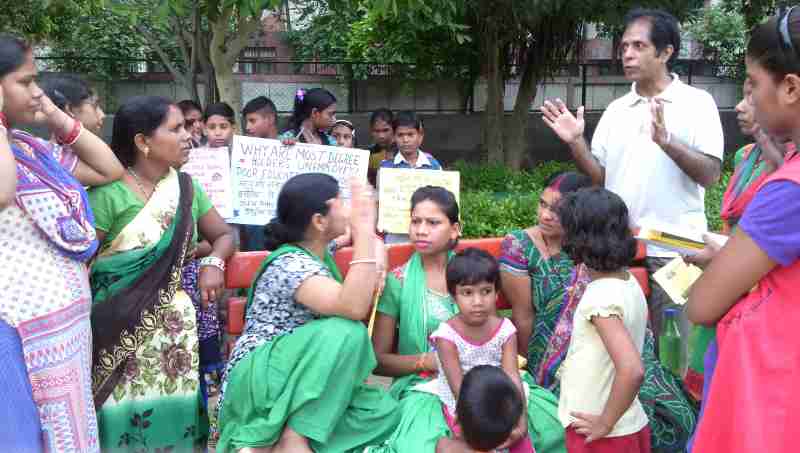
[377,168,460,234]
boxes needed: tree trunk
[212,59,242,116]
[503,58,539,169]
[484,19,505,165]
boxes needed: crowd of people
[1,5,799,453]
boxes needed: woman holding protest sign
[215,173,398,453]
[88,95,235,451]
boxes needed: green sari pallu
[217,244,399,453]
[365,253,565,453]
[91,172,207,452]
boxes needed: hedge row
[453,161,730,238]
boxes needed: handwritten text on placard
[230,136,369,225]
[181,146,234,218]
[377,168,460,234]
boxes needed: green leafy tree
[44,8,180,81]
[359,0,702,168]
[686,3,749,78]
[110,0,284,112]
[0,0,103,42]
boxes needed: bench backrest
[224,238,649,333]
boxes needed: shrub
[452,162,729,238]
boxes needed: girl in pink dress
[421,248,535,453]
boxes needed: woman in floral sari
[0,35,124,452]
[368,186,565,453]
[88,95,235,452]
[499,172,591,381]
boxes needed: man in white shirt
[541,8,724,354]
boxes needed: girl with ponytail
[278,87,338,146]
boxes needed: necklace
[127,167,156,201]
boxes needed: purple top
[739,180,800,266]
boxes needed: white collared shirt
[591,74,724,257]
[393,149,433,168]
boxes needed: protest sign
[377,168,460,234]
[230,135,369,225]
[181,146,234,218]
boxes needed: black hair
[623,8,681,66]
[544,171,593,194]
[289,88,337,131]
[410,186,459,225]
[264,173,340,250]
[392,110,423,132]
[242,96,277,117]
[747,9,800,82]
[410,186,460,249]
[176,99,202,116]
[370,108,394,127]
[456,365,523,452]
[0,34,31,79]
[204,102,236,124]
[446,248,500,296]
[111,96,175,167]
[333,119,355,132]
[39,74,94,111]
[557,187,637,272]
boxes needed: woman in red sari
[687,8,800,452]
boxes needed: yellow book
[652,257,704,305]
[636,221,728,255]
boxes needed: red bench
[223,238,650,350]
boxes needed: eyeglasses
[778,6,798,56]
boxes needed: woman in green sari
[89,96,236,452]
[499,171,591,381]
[368,186,565,453]
[216,173,398,453]
[500,171,699,452]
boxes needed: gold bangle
[349,258,377,266]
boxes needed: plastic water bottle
[659,308,686,377]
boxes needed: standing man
[242,96,279,139]
[239,96,279,251]
[541,8,724,356]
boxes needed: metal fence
[34,56,744,113]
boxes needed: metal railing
[34,56,744,113]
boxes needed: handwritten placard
[230,135,369,225]
[377,168,460,234]
[181,146,234,218]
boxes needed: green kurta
[366,252,566,453]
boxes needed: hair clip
[296,89,305,101]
